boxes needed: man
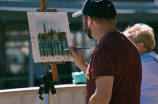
[69,0,142,104]
[123,23,158,104]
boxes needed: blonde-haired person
[124,23,158,104]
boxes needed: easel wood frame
[36,0,65,82]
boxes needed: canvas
[27,12,73,63]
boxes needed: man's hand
[68,46,88,74]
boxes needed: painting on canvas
[27,12,73,62]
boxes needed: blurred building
[0,0,158,89]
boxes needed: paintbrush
[63,47,95,50]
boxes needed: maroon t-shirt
[86,32,142,104]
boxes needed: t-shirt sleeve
[90,46,115,80]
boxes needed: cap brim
[72,10,83,18]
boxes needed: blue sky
[35,19,65,35]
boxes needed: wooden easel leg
[40,0,47,9]
[50,64,59,81]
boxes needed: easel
[35,0,64,104]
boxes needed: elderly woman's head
[123,23,155,55]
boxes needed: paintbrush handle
[73,47,90,50]
[64,47,94,50]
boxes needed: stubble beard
[84,16,93,39]
[84,26,93,39]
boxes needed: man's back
[141,51,158,104]
[107,32,142,104]
[86,32,142,104]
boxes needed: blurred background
[0,0,158,89]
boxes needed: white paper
[27,12,73,63]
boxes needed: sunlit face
[134,43,140,51]
[129,36,142,53]
[82,15,93,39]
[133,42,144,55]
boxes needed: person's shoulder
[99,32,120,44]
[141,55,150,63]
[141,51,158,72]
[141,51,156,62]
[96,39,109,50]
[103,32,122,39]
[94,41,112,57]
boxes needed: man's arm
[68,46,88,74]
[89,76,114,104]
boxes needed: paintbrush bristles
[90,47,95,49]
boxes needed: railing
[0,84,86,104]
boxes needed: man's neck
[93,25,118,41]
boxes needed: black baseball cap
[72,0,116,18]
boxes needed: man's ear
[88,20,90,26]
[87,16,93,26]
